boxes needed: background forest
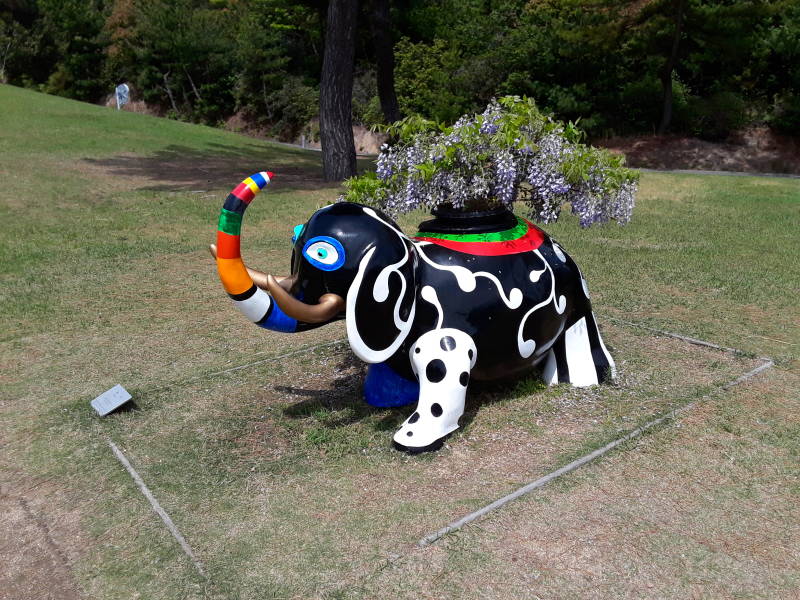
[2,0,799,144]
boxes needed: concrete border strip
[417,323,774,547]
[107,440,206,576]
[603,316,764,358]
[721,359,774,389]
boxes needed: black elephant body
[291,203,613,386]
[217,190,615,451]
[387,240,589,383]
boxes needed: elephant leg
[393,328,477,451]
[545,312,616,387]
[584,311,616,383]
[362,362,419,408]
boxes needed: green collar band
[414,216,528,243]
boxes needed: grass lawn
[1,83,798,599]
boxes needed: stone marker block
[91,384,132,416]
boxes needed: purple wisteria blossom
[493,149,517,206]
[479,102,501,135]
[342,96,638,227]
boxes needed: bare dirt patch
[80,145,334,193]
[0,472,86,600]
[598,127,800,174]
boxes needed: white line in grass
[204,338,348,377]
[143,338,349,396]
[417,322,774,547]
[107,440,206,576]
[104,339,351,575]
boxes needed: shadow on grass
[83,141,342,192]
[275,351,550,436]
[276,353,400,431]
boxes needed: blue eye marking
[302,236,345,271]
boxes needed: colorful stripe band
[257,302,297,333]
[251,172,268,188]
[217,171,275,320]
[216,231,241,259]
[216,257,252,295]
[218,209,243,236]
[414,217,529,243]
[414,219,546,256]
[232,182,256,203]
[223,194,249,214]
[244,177,260,194]
[229,284,257,301]
[232,286,272,322]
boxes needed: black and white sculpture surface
[214,174,615,452]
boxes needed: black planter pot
[417,205,517,235]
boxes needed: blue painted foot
[363,362,419,408]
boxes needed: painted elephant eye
[302,236,345,271]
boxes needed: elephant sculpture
[213,172,616,452]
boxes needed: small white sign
[91,384,132,416]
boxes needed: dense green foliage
[1,0,798,138]
[1,0,325,136]
[394,0,800,138]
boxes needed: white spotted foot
[394,328,477,451]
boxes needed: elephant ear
[346,210,417,363]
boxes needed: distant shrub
[617,76,691,135]
[769,92,800,136]
[351,68,384,128]
[192,75,237,125]
[394,38,471,125]
[688,91,750,141]
[262,77,319,141]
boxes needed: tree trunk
[1,40,13,84]
[369,0,401,124]
[320,0,359,181]
[658,0,685,135]
[163,71,179,115]
[183,65,202,103]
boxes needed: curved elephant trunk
[215,172,343,332]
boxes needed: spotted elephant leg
[393,328,477,452]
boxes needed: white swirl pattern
[414,242,523,309]
[420,285,444,329]
[346,208,418,363]
[348,207,567,364]
[516,249,567,359]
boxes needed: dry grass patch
[0,472,85,600]
[53,321,764,598]
[351,368,798,600]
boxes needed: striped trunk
[215,172,297,333]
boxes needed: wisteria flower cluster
[342,96,638,227]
